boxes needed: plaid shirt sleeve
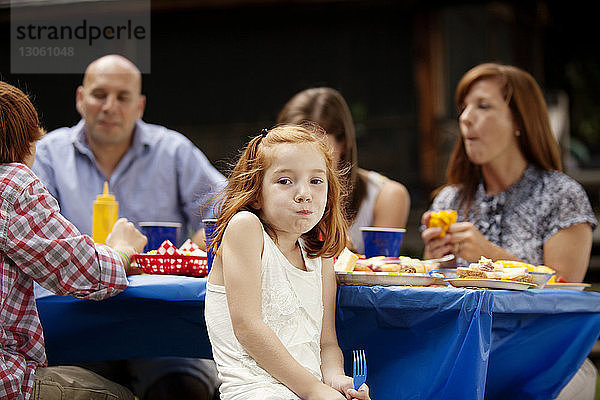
[0,165,129,399]
[2,167,128,299]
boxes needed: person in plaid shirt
[1,81,147,399]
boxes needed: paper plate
[543,283,591,291]
[445,278,535,291]
[335,271,444,287]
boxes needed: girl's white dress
[205,225,323,400]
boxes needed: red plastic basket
[132,254,208,277]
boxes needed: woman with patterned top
[420,64,597,399]
[0,81,147,400]
[421,63,596,282]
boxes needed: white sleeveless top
[205,225,323,400]
[349,170,388,253]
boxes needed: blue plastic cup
[360,227,406,258]
[139,222,182,252]
[202,218,217,272]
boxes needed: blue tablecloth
[35,275,213,362]
[335,285,600,400]
[36,276,600,400]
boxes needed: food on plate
[334,251,433,274]
[496,259,555,274]
[334,247,361,272]
[428,210,457,237]
[398,256,429,273]
[495,260,555,286]
[457,256,534,283]
[495,259,536,271]
[353,262,374,272]
[355,256,428,273]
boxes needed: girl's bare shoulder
[225,211,263,240]
[221,212,264,262]
[381,179,410,201]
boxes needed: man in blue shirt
[33,54,226,248]
[33,54,224,400]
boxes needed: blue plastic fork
[352,349,367,391]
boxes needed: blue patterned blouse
[431,165,598,265]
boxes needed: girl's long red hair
[209,123,348,259]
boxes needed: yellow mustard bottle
[92,181,119,243]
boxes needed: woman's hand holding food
[445,222,496,263]
[423,210,500,263]
[441,221,518,263]
[421,211,454,259]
